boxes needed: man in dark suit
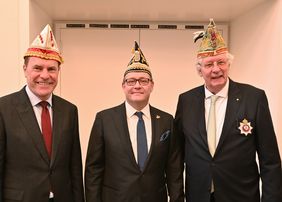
[175,19,282,202]
[0,24,84,202]
[85,41,184,202]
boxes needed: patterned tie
[40,101,52,158]
[135,111,148,171]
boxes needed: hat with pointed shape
[194,18,228,58]
[124,41,151,77]
[24,24,63,64]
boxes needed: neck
[128,101,148,111]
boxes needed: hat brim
[24,48,63,64]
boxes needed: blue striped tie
[135,112,148,171]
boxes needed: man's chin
[131,98,145,102]
[35,90,52,99]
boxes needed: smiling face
[122,72,154,110]
[23,56,60,100]
[198,53,230,94]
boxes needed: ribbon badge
[238,118,253,136]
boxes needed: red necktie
[40,101,52,158]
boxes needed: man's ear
[150,81,154,93]
[23,64,28,78]
[198,69,203,77]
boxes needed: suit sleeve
[256,91,282,202]
[166,115,185,202]
[70,107,85,202]
[85,112,104,202]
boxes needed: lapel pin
[156,115,160,119]
[236,98,240,101]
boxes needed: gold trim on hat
[24,48,63,64]
[197,47,228,58]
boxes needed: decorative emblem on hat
[24,24,63,64]
[238,118,253,136]
[124,41,152,77]
[194,18,228,58]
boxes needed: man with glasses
[175,19,282,202]
[85,41,184,202]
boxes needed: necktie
[207,95,219,193]
[135,112,148,171]
[40,101,52,158]
[207,95,219,157]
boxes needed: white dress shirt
[25,86,53,130]
[204,79,229,146]
[125,101,152,162]
[25,86,54,198]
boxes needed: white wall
[29,0,53,42]
[230,0,281,153]
[0,0,29,95]
[0,0,53,95]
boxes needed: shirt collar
[205,78,229,99]
[25,85,53,107]
[125,101,150,119]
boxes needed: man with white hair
[175,19,282,202]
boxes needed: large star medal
[238,118,253,136]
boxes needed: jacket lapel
[16,88,50,165]
[215,80,242,155]
[196,88,210,151]
[142,106,160,171]
[113,103,140,170]
[50,96,63,167]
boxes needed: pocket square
[160,130,170,142]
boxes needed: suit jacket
[0,87,84,202]
[85,103,184,202]
[175,79,282,202]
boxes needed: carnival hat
[194,18,228,58]
[124,41,151,77]
[24,24,63,64]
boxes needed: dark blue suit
[175,79,282,202]
[85,103,184,202]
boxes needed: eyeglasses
[124,78,152,86]
[202,60,228,69]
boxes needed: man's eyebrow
[32,64,42,68]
